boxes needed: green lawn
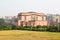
[0,30,60,40]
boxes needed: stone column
[18,20,21,26]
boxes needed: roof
[18,11,46,16]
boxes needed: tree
[12,25,17,30]
[0,18,5,25]
[47,25,58,32]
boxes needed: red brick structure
[17,12,48,26]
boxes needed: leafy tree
[12,25,17,30]
[57,24,60,32]
[0,18,5,25]
[47,25,58,32]
[0,25,12,30]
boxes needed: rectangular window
[36,16,38,20]
[24,16,26,21]
[31,16,38,21]
[21,21,23,26]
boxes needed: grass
[0,30,60,40]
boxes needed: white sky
[0,0,60,16]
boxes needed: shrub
[47,26,58,32]
[11,25,17,30]
[57,25,60,32]
[0,25,12,30]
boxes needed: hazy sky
[0,0,60,16]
